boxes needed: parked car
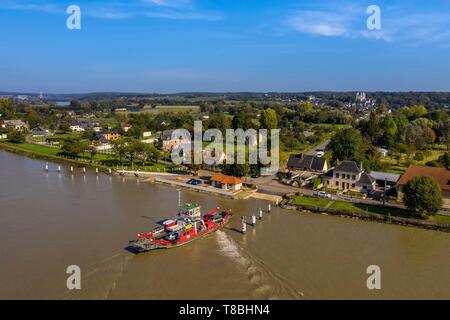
[187,179,202,186]
[317,191,332,199]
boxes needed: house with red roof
[397,164,450,208]
[210,173,243,191]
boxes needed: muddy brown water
[0,150,449,299]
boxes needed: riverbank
[282,194,450,233]
[0,141,171,174]
[0,141,112,173]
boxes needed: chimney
[360,161,364,172]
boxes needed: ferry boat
[129,204,233,253]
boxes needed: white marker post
[45,163,49,172]
[268,203,271,213]
[259,208,263,220]
[82,167,86,174]
[70,166,74,173]
[252,214,256,226]
[241,217,247,234]
[57,165,61,173]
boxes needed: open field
[142,105,200,114]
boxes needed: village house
[397,165,450,208]
[369,171,400,190]
[69,122,85,132]
[31,127,52,137]
[323,160,376,192]
[159,130,190,152]
[3,119,29,132]
[122,123,132,132]
[94,131,120,142]
[287,153,328,173]
[209,173,243,191]
[83,122,102,132]
[92,131,121,151]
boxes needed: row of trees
[357,105,450,152]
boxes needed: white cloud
[286,5,450,46]
[0,0,220,22]
[287,11,349,37]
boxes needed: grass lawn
[293,195,330,207]
[429,215,450,225]
[329,201,412,218]
[5,142,61,157]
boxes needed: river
[0,150,449,299]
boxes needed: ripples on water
[215,230,304,300]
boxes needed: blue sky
[1,0,450,93]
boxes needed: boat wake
[62,250,133,300]
[215,230,304,300]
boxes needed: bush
[414,152,425,161]
[7,130,25,144]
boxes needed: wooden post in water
[241,217,247,234]
[108,168,112,175]
[95,168,99,175]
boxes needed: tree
[380,114,397,147]
[7,130,25,143]
[61,137,87,157]
[403,176,442,217]
[207,113,231,134]
[359,111,382,144]
[112,138,128,165]
[260,108,278,130]
[329,128,363,161]
[87,146,97,163]
[124,137,145,168]
[222,163,250,178]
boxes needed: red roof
[397,165,450,191]
[210,173,242,185]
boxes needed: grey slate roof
[287,154,326,172]
[334,160,362,173]
[357,172,376,185]
[160,130,189,141]
[369,171,401,183]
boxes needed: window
[352,175,356,180]
[336,173,340,178]
[352,184,355,188]
[347,175,350,179]
[335,181,339,186]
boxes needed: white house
[70,123,85,132]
